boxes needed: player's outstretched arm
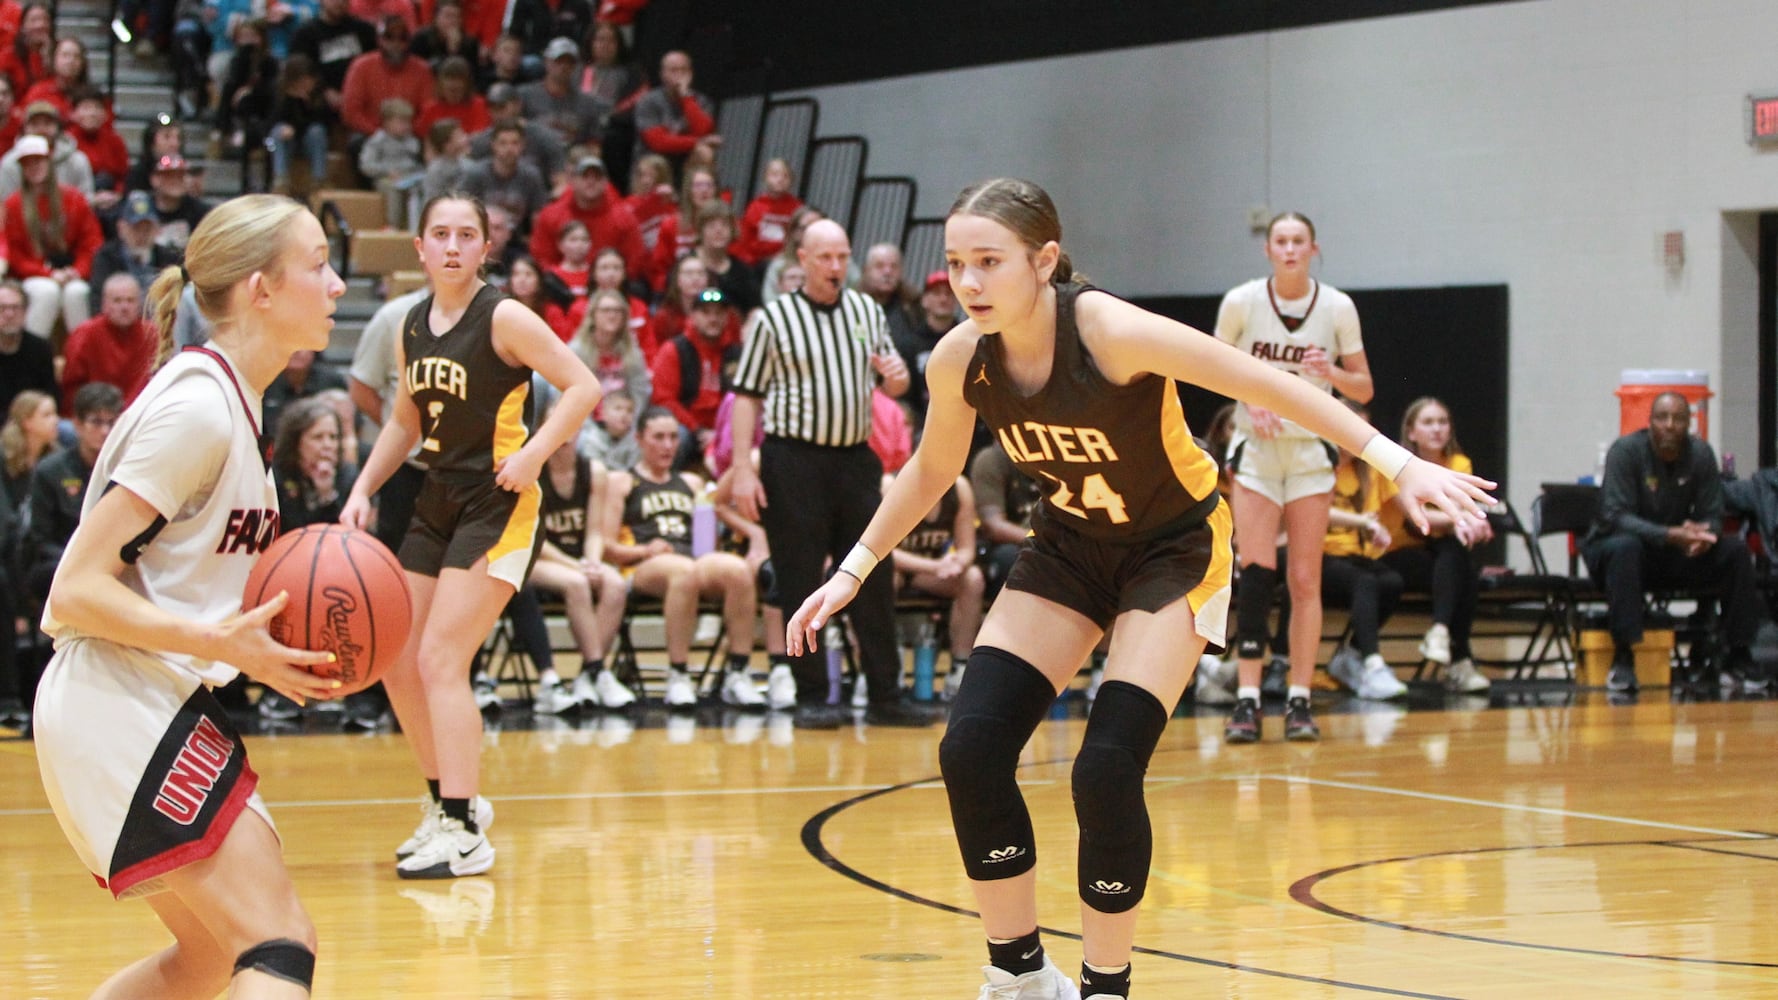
[48,485,338,702]
[786,325,980,655]
[1077,291,1496,534]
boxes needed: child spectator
[358,96,424,228]
[735,157,801,266]
[580,388,638,471]
[507,253,574,341]
[547,218,592,297]
[65,87,127,205]
[416,55,489,137]
[269,53,333,200]
[623,153,675,254]
[421,118,470,201]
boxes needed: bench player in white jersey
[33,195,344,998]
[1215,211,1374,743]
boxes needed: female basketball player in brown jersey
[787,178,1492,1000]
[341,193,601,879]
[36,195,343,999]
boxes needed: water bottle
[823,622,845,704]
[691,500,716,556]
[912,620,937,702]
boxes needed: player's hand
[1393,458,1496,536]
[219,591,342,704]
[729,462,767,521]
[1365,517,1392,552]
[872,351,908,381]
[339,492,372,531]
[1248,405,1283,440]
[935,551,967,580]
[495,446,545,493]
[787,573,861,656]
[1300,347,1334,379]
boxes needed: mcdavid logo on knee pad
[984,846,1026,864]
[1091,880,1131,895]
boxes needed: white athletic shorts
[34,637,276,900]
[1227,434,1338,507]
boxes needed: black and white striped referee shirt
[731,288,893,447]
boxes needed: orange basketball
[242,524,412,697]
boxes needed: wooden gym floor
[4,676,1777,998]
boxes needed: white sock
[1288,684,1311,701]
[1236,685,1260,703]
[539,669,560,687]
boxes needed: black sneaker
[793,703,848,730]
[1606,650,1638,693]
[0,697,28,728]
[1284,696,1320,742]
[1224,697,1261,744]
[341,690,388,732]
[1261,656,1289,700]
[864,700,940,728]
[257,689,304,721]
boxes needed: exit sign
[1750,94,1778,145]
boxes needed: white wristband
[1359,435,1413,481]
[837,542,880,582]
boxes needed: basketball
[242,524,412,697]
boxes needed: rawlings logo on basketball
[1090,880,1131,895]
[984,846,1026,863]
[318,586,368,680]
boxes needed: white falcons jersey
[1215,277,1362,440]
[42,347,281,686]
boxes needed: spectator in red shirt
[0,75,21,151]
[0,2,49,100]
[631,50,718,179]
[546,218,592,297]
[2,135,99,338]
[59,272,154,412]
[338,15,434,139]
[651,286,739,456]
[647,164,718,293]
[624,152,674,254]
[508,253,574,342]
[414,55,488,138]
[529,154,646,277]
[66,88,126,208]
[18,35,87,120]
[735,157,801,266]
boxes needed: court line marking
[0,780,974,818]
[1243,773,1767,840]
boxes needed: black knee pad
[1234,563,1276,659]
[235,939,315,991]
[940,646,1057,881]
[1073,680,1168,914]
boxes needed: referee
[729,220,937,729]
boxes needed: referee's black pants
[760,437,900,707]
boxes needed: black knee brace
[1073,680,1168,914]
[940,646,1058,881]
[1234,563,1276,660]
[235,939,315,991]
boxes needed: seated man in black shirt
[22,382,121,605]
[1582,391,1767,692]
